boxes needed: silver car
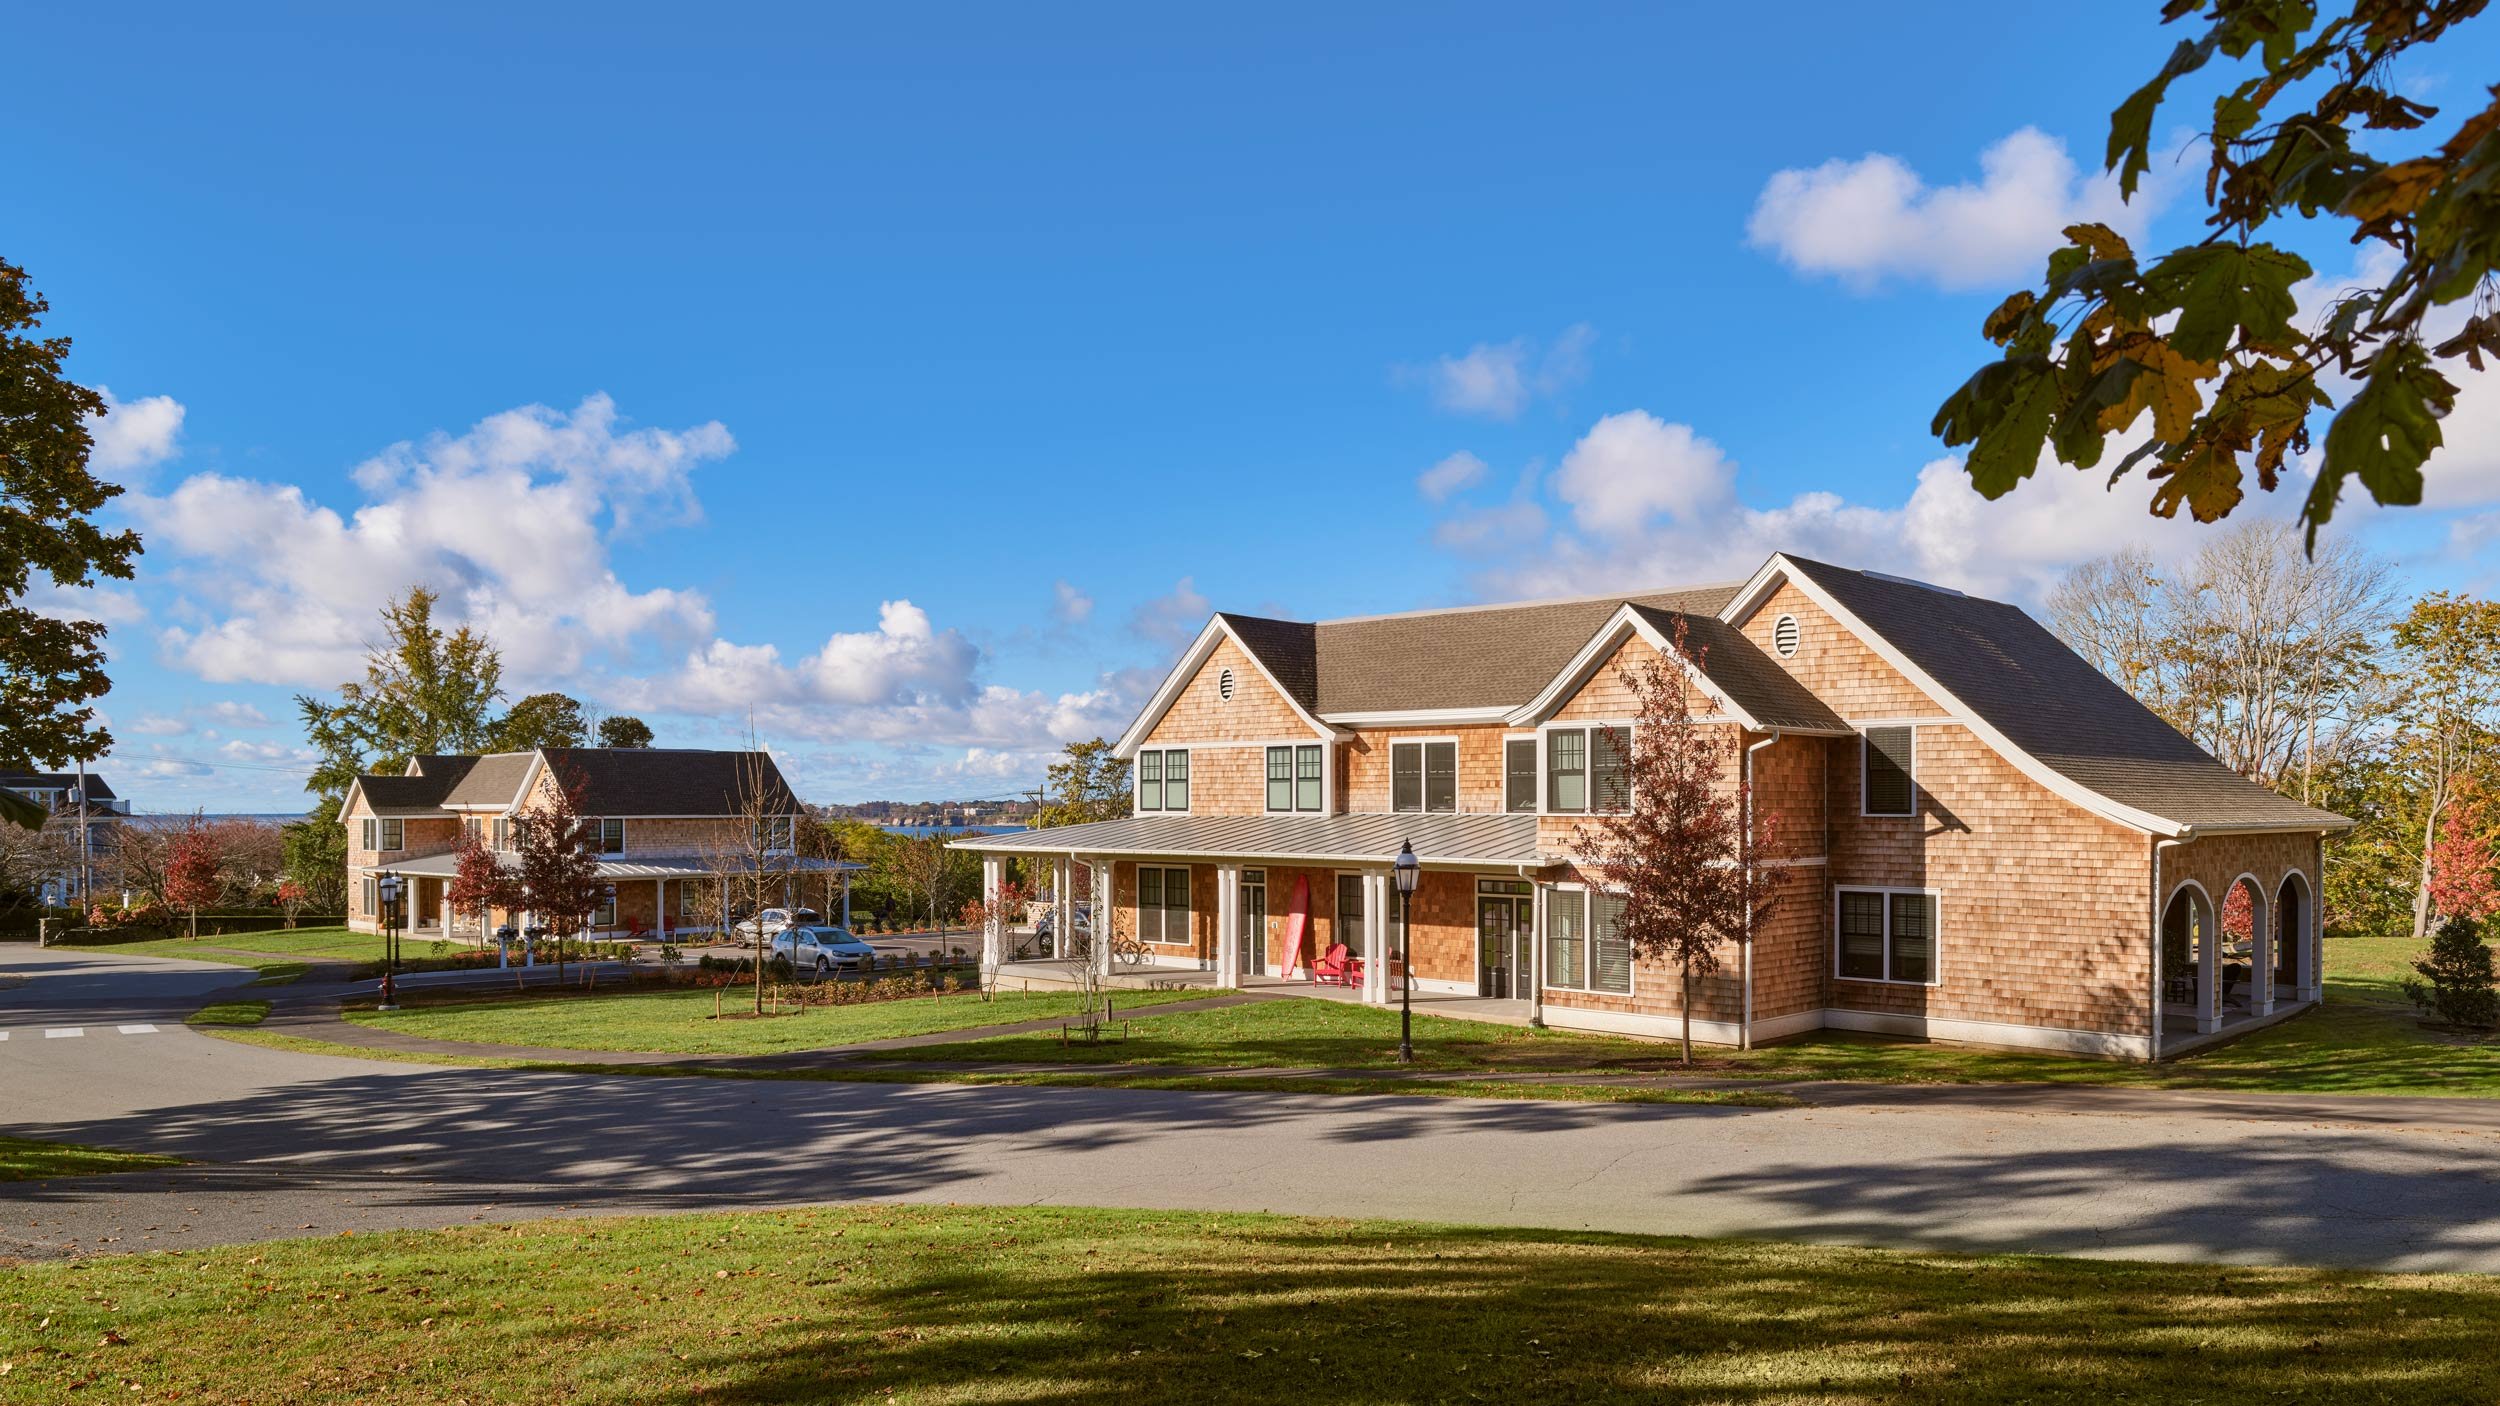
[733,906,822,939]
[771,925,875,976]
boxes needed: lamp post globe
[1393,840,1420,1064]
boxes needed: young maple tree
[446,824,521,947]
[162,819,223,941]
[1580,618,1791,1064]
[2428,779,2500,923]
[515,765,604,986]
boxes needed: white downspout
[1741,730,1781,1051]
[1518,862,1542,1028]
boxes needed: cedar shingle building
[961,553,2349,1060]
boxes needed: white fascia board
[1318,706,1513,726]
[1111,617,1340,758]
[1748,554,2189,838]
[333,779,366,824]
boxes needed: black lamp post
[1393,840,1419,1064]
[376,871,404,1011]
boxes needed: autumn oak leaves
[1935,1,2499,540]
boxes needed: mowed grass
[5,1205,2500,1404]
[341,985,1215,1056]
[0,1135,179,1183]
[60,925,408,972]
[184,1000,270,1028]
[887,935,2500,1097]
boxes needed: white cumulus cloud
[1551,411,1734,535]
[1401,324,1595,419]
[1747,127,2155,292]
[84,387,185,477]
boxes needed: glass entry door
[1240,870,1267,976]
[1476,880,1533,999]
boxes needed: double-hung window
[366,817,404,851]
[361,818,377,850]
[1391,741,1458,813]
[361,876,377,916]
[1137,749,1188,812]
[1136,865,1192,945]
[1862,726,1916,816]
[1544,889,1632,995]
[1335,874,1366,955]
[1836,888,1939,985]
[492,817,511,851]
[1504,738,1537,813]
[1545,726,1628,814]
[1265,744,1324,812]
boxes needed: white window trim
[1859,725,1918,818]
[378,817,404,851]
[1502,732,1540,815]
[1388,736,1464,815]
[1539,720,1635,816]
[1137,863,1195,945]
[1540,881,1635,997]
[1263,743,1328,815]
[1135,747,1192,815]
[1833,885,1943,987]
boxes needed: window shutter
[1863,727,1915,815]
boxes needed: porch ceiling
[944,811,1542,867]
[371,852,863,880]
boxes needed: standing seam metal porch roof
[947,812,1544,866]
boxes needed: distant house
[0,771,128,908]
[958,553,2351,1061]
[336,748,858,939]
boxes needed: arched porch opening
[2276,871,2313,1001]
[2222,874,2269,1017]
[2161,883,2220,1035]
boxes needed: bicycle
[1112,934,1150,967]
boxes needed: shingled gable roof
[344,748,801,821]
[1755,555,2352,836]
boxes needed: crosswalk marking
[44,1028,83,1039]
[118,1024,158,1034]
[0,1025,167,1042]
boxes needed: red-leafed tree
[446,825,521,947]
[163,818,224,941]
[276,879,307,930]
[2429,780,2500,924]
[515,766,604,986]
[1581,618,1792,1064]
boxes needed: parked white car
[733,906,822,939]
[770,925,876,975]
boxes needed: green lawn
[884,935,2500,1097]
[340,985,1215,1056]
[0,1135,180,1183]
[60,925,409,972]
[185,1000,270,1027]
[2,1204,2496,1403]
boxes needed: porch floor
[2161,996,2314,1057]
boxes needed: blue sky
[8,3,2497,812]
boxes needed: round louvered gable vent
[1772,613,1801,658]
[1218,667,1237,702]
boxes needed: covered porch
[957,811,1549,1010]
[2157,870,2322,1059]
[370,851,867,942]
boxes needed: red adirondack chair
[1312,941,1364,988]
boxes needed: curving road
[7,945,2500,1271]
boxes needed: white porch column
[1363,871,1390,1005]
[2251,889,2275,1017]
[1214,865,1240,987]
[2196,896,2221,1035]
[980,854,1005,973]
[1529,881,1547,1027]
[1054,856,1075,962]
[654,877,667,939]
[2302,885,2323,1003]
[1091,859,1114,978]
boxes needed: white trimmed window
[366,817,404,851]
[1544,888,1631,995]
[492,817,511,851]
[1391,740,1457,813]
[589,817,626,854]
[361,818,376,850]
[1862,726,1916,816]
[1136,865,1192,944]
[1137,749,1189,812]
[361,876,377,916]
[1836,887,1939,985]
[1265,744,1324,813]
[1504,738,1537,813]
[1545,726,1629,814]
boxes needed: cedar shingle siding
[971,553,2352,1059]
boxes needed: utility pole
[73,757,90,913]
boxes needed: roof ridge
[1312,580,1745,628]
